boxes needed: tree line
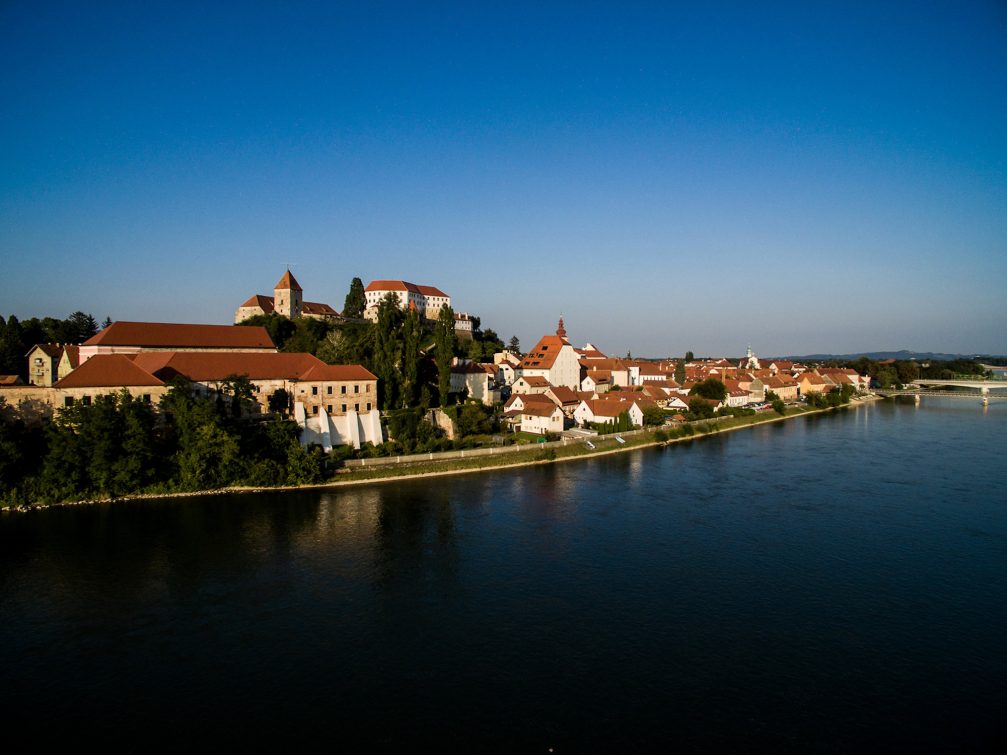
[0,377,326,507]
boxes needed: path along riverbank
[5,396,880,513]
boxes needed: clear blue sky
[2,1,1005,357]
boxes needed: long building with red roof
[363,280,451,321]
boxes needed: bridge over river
[876,378,1007,404]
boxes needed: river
[2,398,1005,750]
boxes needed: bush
[772,399,786,415]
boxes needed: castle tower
[274,270,303,319]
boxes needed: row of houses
[1,321,382,450]
[450,319,869,435]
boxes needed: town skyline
[3,2,1005,356]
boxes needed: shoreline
[4,395,881,513]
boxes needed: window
[327,386,332,395]
[82,396,91,406]
[341,404,346,412]
[311,386,318,395]
[354,385,359,393]
[312,406,318,415]
[64,396,74,407]
[142,394,151,403]
[341,385,346,394]
[366,402,371,411]
[327,405,332,412]
[354,403,359,412]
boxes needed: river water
[2,398,1005,751]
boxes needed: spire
[275,269,302,291]
[556,316,567,339]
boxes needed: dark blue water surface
[2,399,1005,751]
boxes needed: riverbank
[4,396,879,512]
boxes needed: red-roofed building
[235,270,340,323]
[79,321,276,364]
[519,403,565,435]
[363,280,452,321]
[32,350,380,449]
[518,318,582,390]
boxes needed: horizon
[2,1,1005,356]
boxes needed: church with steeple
[235,270,340,324]
[516,317,582,390]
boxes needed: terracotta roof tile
[55,355,164,388]
[275,270,302,291]
[84,321,275,349]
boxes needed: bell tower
[274,270,303,319]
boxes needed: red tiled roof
[29,343,62,358]
[131,351,321,382]
[520,334,570,370]
[275,270,302,291]
[519,375,551,387]
[63,345,80,368]
[546,386,579,404]
[302,301,339,316]
[85,321,275,350]
[0,375,24,385]
[522,404,561,418]
[299,364,377,382]
[415,284,448,298]
[365,280,449,298]
[240,294,275,312]
[55,355,165,388]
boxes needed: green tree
[508,335,520,353]
[689,378,727,401]
[687,398,715,419]
[343,277,366,319]
[374,293,405,410]
[674,359,685,384]
[400,305,423,408]
[238,313,297,350]
[434,305,457,405]
[772,398,786,415]
[67,311,99,341]
[685,350,695,362]
[176,423,242,490]
[642,405,666,426]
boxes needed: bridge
[876,379,1007,405]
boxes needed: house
[544,385,581,416]
[511,375,552,395]
[797,372,834,396]
[450,361,499,405]
[519,403,565,435]
[504,392,556,415]
[78,321,276,365]
[518,318,583,390]
[764,374,799,401]
[581,371,611,394]
[235,270,340,323]
[363,280,451,322]
[574,398,634,427]
[26,344,63,386]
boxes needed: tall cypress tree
[343,277,366,319]
[374,294,404,409]
[434,306,457,406]
[400,306,422,408]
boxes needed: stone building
[235,270,340,323]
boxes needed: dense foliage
[0,381,326,507]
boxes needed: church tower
[274,270,303,319]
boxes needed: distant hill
[778,350,1005,363]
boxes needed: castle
[235,271,339,323]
